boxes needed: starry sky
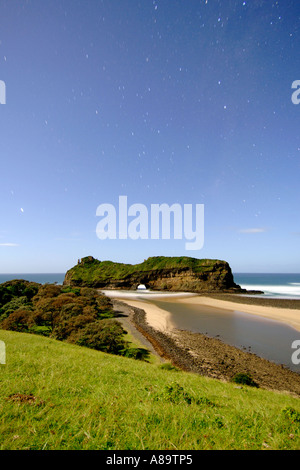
[0,0,299,273]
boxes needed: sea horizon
[0,272,300,299]
[0,273,66,285]
[234,273,300,299]
[1,271,300,372]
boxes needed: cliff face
[63,256,242,293]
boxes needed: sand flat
[113,298,176,332]
[112,293,300,333]
[165,295,300,332]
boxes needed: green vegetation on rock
[63,255,240,292]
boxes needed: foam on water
[240,284,300,298]
[101,289,195,299]
[234,273,300,299]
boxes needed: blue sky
[0,0,299,273]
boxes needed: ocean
[0,272,299,298]
[0,273,65,285]
[150,297,300,373]
[234,273,300,299]
[0,271,300,372]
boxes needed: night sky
[0,0,299,273]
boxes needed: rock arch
[136,283,148,290]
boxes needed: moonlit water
[1,273,300,373]
[1,272,299,297]
[102,279,300,373]
[149,298,300,373]
[234,273,300,299]
[0,273,65,285]
[109,289,300,373]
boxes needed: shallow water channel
[147,298,300,374]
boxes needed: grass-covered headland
[63,255,239,292]
[66,256,223,282]
[0,279,300,450]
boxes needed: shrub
[1,308,34,332]
[32,284,61,301]
[156,383,216,407]
[72,319,129,355]
[60,286,81,296]
[162,383,194,404]
[0,281,147,361]
[159,363,180,372]
[29,325,52,336]
[231,372,258,387]
[0,296,33,323]
[52,313,96,341]
[0,280,39,307]
[122,348,150,361]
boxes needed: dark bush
[72,319,128,355]
[0,280,148,360]
[0,296,33,323]
[161,383,194,405]
[29,325,52,336]
[123,347,150,361]
[0,280,39,307]
[1,308,34,332]
[32,284,61,301]
[52,313,97,341]
[60,286,81,296]
[231,372,258,387]
[159,363,180,372]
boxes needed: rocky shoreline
[113,299,300,397]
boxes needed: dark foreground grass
[0,329,299,450]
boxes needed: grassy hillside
[0,329,300,450]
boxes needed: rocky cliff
[63,256,244,293]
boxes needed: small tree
[72,319,129,355]
[1,308,33,332]
[231,372,258,387]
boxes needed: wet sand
[115,298,175,332]
[111,299,300,397]
[176,295,300,332]
[110,294,300,396]
[110,293,300,332]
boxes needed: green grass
[0,329,300,450]
[66,255,227,286]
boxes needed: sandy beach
[111,296,300,396]
[101,290,196,332]
[160,295,300,332]
[114,298,175,332]
[110,292,300,333]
